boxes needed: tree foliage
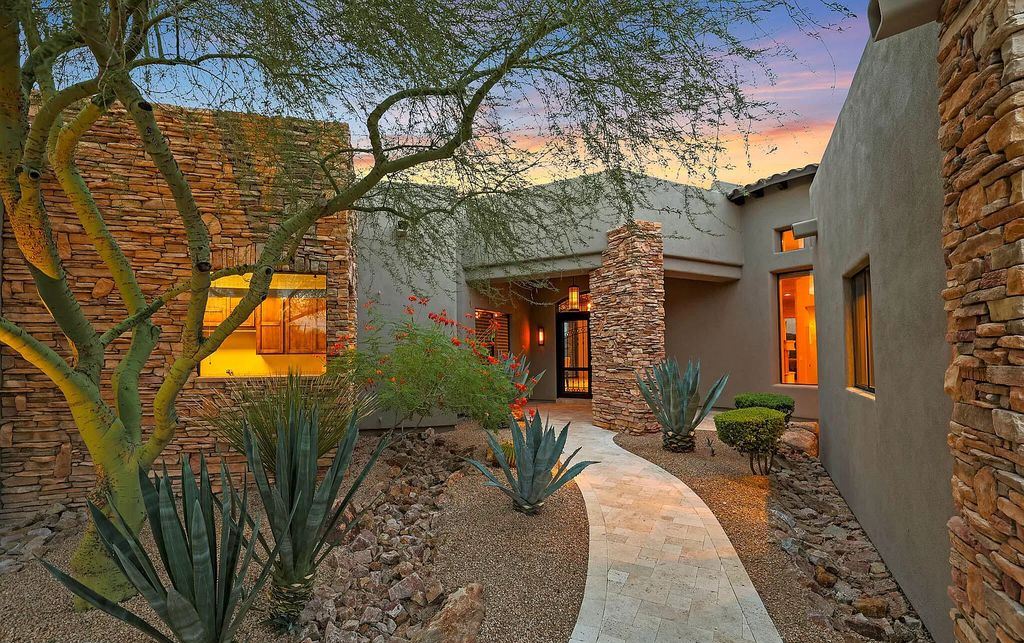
[4,0,845,597]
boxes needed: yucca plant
[43,459,283,643]
[467,413,597,515]
[201,370,374,475]
[636,358,728,452]
[246,407,386,630]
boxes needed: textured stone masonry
[939,0,1024,639]
[589,221,665,434]
[0,105,356,519]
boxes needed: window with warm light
[779,227,806,252]
[778,271,817,385]
[474,309,511,356]
[199,273,327,378]
[850,266,874,392]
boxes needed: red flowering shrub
[330,297,524,430]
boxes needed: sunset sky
[705,0,871,185]
[350,1,875,189]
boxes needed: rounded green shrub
[714,407,787,474]
[734,392,795,421]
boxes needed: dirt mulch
[432,424,589,643]
[0,426,590,643]
[614,429,844,643]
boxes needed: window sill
[846,386,876,401]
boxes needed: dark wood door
[556,311,591,398]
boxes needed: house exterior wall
[0,106,355,519]
[810,23,953,641]
[463,174,742,283]
[664,178,820,419]
[936,0,1024,638]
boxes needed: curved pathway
[543,406,782,643]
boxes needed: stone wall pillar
[589,221,665,433]
[941,0,1024,640]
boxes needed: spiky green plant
[636,358,728,453]
[202,370,375,475]
[43,459,283,643]
[245,408,386,630]
[467,413,597,515]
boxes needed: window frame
[197,271,329,378]
[776,269,818,386]
[849,265,875,393]
[777,227,807,253]
[474,308,511,357]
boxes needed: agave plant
[201,369,374,475]
[43,458,282,643]
[467,413,597,514]
[636,358,728,452]
[246,406,386,629]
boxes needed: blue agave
[468,413,596,514]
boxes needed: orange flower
[451,337,462,347]
[408,295,418,302]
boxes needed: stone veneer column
[941,0,1024,640]
[589,221,665,434]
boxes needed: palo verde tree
[4,0,845,602]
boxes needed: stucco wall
[463,174,742,282]
[664,178,820,419]
[810,24,953,642]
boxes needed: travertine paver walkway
[541,405,782,643]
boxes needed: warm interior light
[537,325,546,346]
[567,285,580,310]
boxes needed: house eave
[868,0,941,40]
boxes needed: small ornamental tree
[4,0,844,600]
[338,297,522,430]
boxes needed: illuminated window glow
[779,228,805,252]
[199,273,327,378]
[778,271,817,385]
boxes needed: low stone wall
[0,105,356,520]
[589,221,665,433]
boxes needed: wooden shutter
[203,296,228,327]
[285,296,326,354]
[256,295,285,354]
[474,310,510,357]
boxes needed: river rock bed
[0,501,86,575]
[770,446,932,642]
[298,428,482,643]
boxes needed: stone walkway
[540,404,782,643]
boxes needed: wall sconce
[567,284,580,311]
[537,325,546,346]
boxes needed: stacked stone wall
[941,0,1024,639]
[0,105,356,520]
[589,221,665,433]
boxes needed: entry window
[850,266,874,392]
[778,271,817,385]
[474,309,511,357]
[779,228,810,252]
[199,273,327,377]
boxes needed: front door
[557,311,591,398]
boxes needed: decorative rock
[781,426,819,456]
[853,597,889,619]
[411,584,486,643]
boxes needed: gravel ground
[0,520,284,643]
[0,434,394,643]
[614,429,844,643]
[432,424,589,643]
